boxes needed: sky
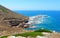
[0,0,60,10]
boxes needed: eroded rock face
[9,21,20,26]
[3,18,29,28]
[24,20,29,23]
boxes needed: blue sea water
[14,10,60,32]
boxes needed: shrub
[34,28,52,33]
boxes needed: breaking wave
[25,15,54,30]
[27,15,52,25]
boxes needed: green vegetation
[13,28,52,37]
[14,32,43,37]
[0,8,8,13]
[0,32,43,38]
[34,28,52,33]
[0,29,52,38]
[0,36,8,38]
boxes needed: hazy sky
[0,0,60,10]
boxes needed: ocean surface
[14,10,60,32]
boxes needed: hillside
[0,5,29,36]
[0,5,28,19]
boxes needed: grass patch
[0,8,8,13]
[0,29,52,38]
[0,32,43,38]
[34,28,52,33]
[14,32,43,37]
[0,36,8,38]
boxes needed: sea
[14,10,60,32]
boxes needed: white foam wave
[27,15,51,25]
